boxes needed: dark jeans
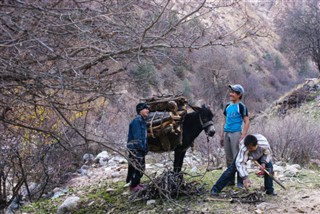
[211,158,274,194]
[126,150,145,187]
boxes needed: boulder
[111,156,127,164]
[57,196,80,214]
[273,165,284,173]
[94,151,110,166]
[107,159,117,167]
[82,153,95,164]
[284,164,301,177]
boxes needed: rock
[94,151,110,166]
[21,182,40,197]
[190,166,198,173]
[184,157,193,164]
[5,195,22,214]
[111,156,127,164]
[83,153,95,164]
[256,202,272,210]
[106,188,115,193]
[57,196,80,214]
[99,159,108,166]
[273,165,284,173]
[111,172,121,178]
[122,191,130,196]
[107,159,117,167]
[290,164,302,170]
[77,168,88,176]
[81,165,90,170]
[52,188,68,199]
[284,164,301,177]
[146,199,156,206]
[254,209,264,214]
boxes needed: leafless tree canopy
[0,0,263,204]
[277,0,320,72]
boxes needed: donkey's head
[190,104,216,137]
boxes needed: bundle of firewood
[129,171,206,201]
[143,95,188,152]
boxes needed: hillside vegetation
[0,0,320,212]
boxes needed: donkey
[173,104,215,172]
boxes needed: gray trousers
[224,132,241,166]
[224,132,242,185]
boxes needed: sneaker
[266,191,277,196]
[236,183,244,189]
[129,185,143,192]
[210,189,220,197]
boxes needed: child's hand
[243,178,252,189]
[239,134,245,143]
[256,163,266,177]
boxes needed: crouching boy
[126,103,149,192]
[211,134,276,196]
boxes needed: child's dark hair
[244,135,258,147]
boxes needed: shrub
[173,66,185,80]
[252,113,320,166]
[131,62,158,97]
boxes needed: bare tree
[0,0,264,205]
[277,0,320,73]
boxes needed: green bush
[173,66,185,79]
[131,62,158,96]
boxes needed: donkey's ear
[189,105,201,112]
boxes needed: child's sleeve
[223,103,230,116]
[239,103,248,118]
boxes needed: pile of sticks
[129,171,205,201]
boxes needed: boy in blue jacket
[126,103,149,192]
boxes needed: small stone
[83,153,95,164]
[111,156,127,164]
[190,166,198,173]
[88,201,95,206]
[146,199,156,205]
[122,191,130,196]
[254,209,264,214]
[256,202,272,210]
[106,188,115,193]
[81,165,90,170]
[57,196,80,214]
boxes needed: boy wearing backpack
[220,84,250,188]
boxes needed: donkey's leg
[174,149,187,173]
